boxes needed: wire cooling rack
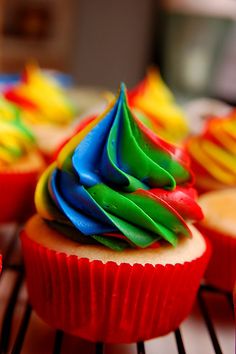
[0,225,234,354]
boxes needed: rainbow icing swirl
[4,64,75,125]
[0,115,35,166]
[0,96,21,121]
[128,68,188,143]
[186,111,236,191]
[36,84,202,250]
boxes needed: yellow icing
[132,69,188,142]
[0,119,35,165]
[10,64,75,125]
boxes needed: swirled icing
[0,96,21,121]
[186,110,236,190]
[0,117,35,166]
[35,84,202,250]
[128,68,188,143]
[4,64,75,125]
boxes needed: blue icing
[49,169,116,235]
[58,170,116,227]
[72,96,120,187]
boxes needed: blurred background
[1,0,236,103]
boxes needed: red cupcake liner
[197,224,236,292]
[0,170,39,223]
[21,230,210,343]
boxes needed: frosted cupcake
[128,68,188,143]
[21,84,210,343]
[197,189,236,292]
[4,64,77,160]
[0,117,45,223]
[185,111,236,193]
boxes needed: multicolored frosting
[35,84,202,250]
[4,64,75,125]
[128,68,188,143]
[0,96,21,121]
[0,115,35,166]
[186,110,236,191]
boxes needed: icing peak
[128,68,188,143]
[4,64,75,125]
[186,110,236,190]
[36,84,202,250]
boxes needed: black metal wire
[11,303,32,354]
[198,291,223,354]
[3,264,23,272]
[53,331,64,354]
[0,272,24,354]
[226,293,234,314]
[174,329,186,354]
[137,341,146,354]
[95,342,104,354]
[1,227,20,270]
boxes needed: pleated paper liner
[21,229,210,343]
[197,224,236,292]
[0,170,39,223]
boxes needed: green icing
[37,84,195,250]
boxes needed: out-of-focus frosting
[4,64,75,125]
[186,110,236,191]
[0,96,20,121]
[128,68,188,143]
[0,117,35,166]
[35,84,202,250]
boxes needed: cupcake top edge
[35,84,203,251]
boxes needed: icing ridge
[36,84,202,250]
[128,68,188,143]
[0,115,35,165]
[186,110,236,189]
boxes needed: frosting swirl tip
[35,84,202,250]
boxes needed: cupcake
[183,97,232,135]
[21,84,210,343]
[196,189,236,292]
[185,110,236,194]
[0,116,45,223]
[4,63,77,161]
[128,68,188,143]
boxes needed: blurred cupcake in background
[128,68,189,143]
[4,63,78,161]
[0,115,45,223]
[0,95,21,121]
[196,189,236,292]
[187,109,236,291]
[185,110,236,194]
[183,97,232,135]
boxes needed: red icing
[4,89,38,111]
